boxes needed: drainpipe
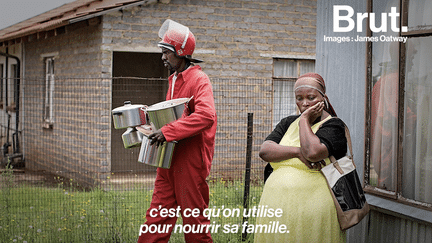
[0,49,21,156]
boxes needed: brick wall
[24,21,104,79]
[22,21,111,186]
[101,0,317,79]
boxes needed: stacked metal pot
[111,98,191,169]
[112,101,147,148]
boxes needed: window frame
[364,0,432,211]
[272,58,315,127]
[43,56,55,127]
[8,63,18,112]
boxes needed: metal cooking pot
[138,133,176,169]
[146,97,192,130]
[112,101,147,129]
[122,127,144,148]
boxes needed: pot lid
[146,98,191,111]
[112,101,145,113]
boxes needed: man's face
[161,48,182,72]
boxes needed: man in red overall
[137,19,217,243]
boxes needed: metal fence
[0,77,278,242]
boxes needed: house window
[365,0,432,208]
[272,59,315,126]
[8,64,18,112]
[43,57,55,126]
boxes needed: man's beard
[164,61,180,73]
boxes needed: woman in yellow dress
[255,73,347,242]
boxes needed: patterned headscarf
[294,73,337,117]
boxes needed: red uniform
[138,65,217,243]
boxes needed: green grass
[0,168,263,242]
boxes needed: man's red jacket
[161,65,217,173]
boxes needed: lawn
[0,168,263,242]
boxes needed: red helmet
[158,19,202,63]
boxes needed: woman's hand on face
[301,101,325,123]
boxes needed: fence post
[242,113,253,241]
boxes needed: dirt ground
[0,158,259,191]
[0,164,157,191]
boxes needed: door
[111,52,168,172]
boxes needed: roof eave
[69,0,156,24]
[0,0,159,44]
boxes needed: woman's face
[295,87,324,114]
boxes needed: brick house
[0,0,317,186]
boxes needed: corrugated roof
[0,0,153,43]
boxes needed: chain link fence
[0,77,282,242]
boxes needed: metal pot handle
[140,106,149,125]
[112,111,123,115]
[140,106,149,115]
[187,96,194,103]
[185,96,194,109]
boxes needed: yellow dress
[254,116,346,243]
